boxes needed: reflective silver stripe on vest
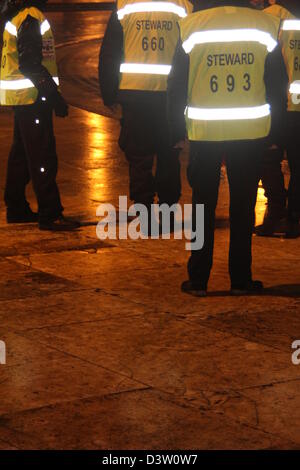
[40,19,51,35]
[5,19,51,37]
[117,2,187,20]
[282,19,300,31]
[185,104,270,121]
[0,77,59,90]
[290,81,300,94]
[120,63,171,75]
[182,29,277,54]
[4,21,17,36]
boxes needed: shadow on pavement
[263,284,300,298]
[204,284,300,298]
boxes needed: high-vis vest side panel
[179,6,280,142]
[264,4,291,21]
[117,0,193,92]
[265,5,300,112]
[1,7,59,106]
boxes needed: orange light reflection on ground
[85,112,110,202]
[256,180,267,227]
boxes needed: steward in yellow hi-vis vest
[1,4,58,105]
[179,5,280,141]
[265,2,300,111]
[117,0,193,92]
[1,0,78,232]
[99,0,193,211]
[167,0,288,297]
[257,0,300,239]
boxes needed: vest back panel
[180,6,280,141]
[117,0,193,91]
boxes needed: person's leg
[155,145,181,234]
[153,99,181,206]
[261,146,286,214]
[226,141,264,290]
[155,147,181,206]
[17,102,64,223]
[119,103,155,206]
[184,142,222,292]
[4,111,35,221]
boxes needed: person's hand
[54,92,68,118]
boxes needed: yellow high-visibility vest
[265,4,300,112]
[0,7,59,106]
[179,6,280,142]
[117,0,193,92]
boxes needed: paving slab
[21,315,300,396]
[0,224,112,257]
[0,258,80,302]
[0,331,145,416]
[233,379,300,445]
[191,303,300,352]
[8,245,171,289]
[0,389,295,450]
[0,290,150,332]
[193,379,300,447]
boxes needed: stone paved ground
[0,104,300,450]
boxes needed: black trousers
[261,146,286,218]
[119,99,181,206]
[187,140,264,287]
[261,115,300,222]
[4,101,63,222]
[285,115,300,221]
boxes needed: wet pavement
[0,7,300,450]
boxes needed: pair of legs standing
[259,115,300,237]
[119,97,181,207]
[186,140,264,292]
[5,99,63,224]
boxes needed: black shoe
[230,280,263,296]
[39,215,80,232]
[255,217,287,237]
[181,280,207,297]
[7,208,38,224]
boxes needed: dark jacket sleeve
[17,15,58,98]
[99,9,123,106]
[264,44,289,145]
[167,37,189,146]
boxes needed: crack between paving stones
[232,376,300,391]
[13,312,143,332]
[0,386,152,422]
[11,331,152,390]
[158,389,300,447]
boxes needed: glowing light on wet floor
[255,181,267,227]
[85,112,114,202]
